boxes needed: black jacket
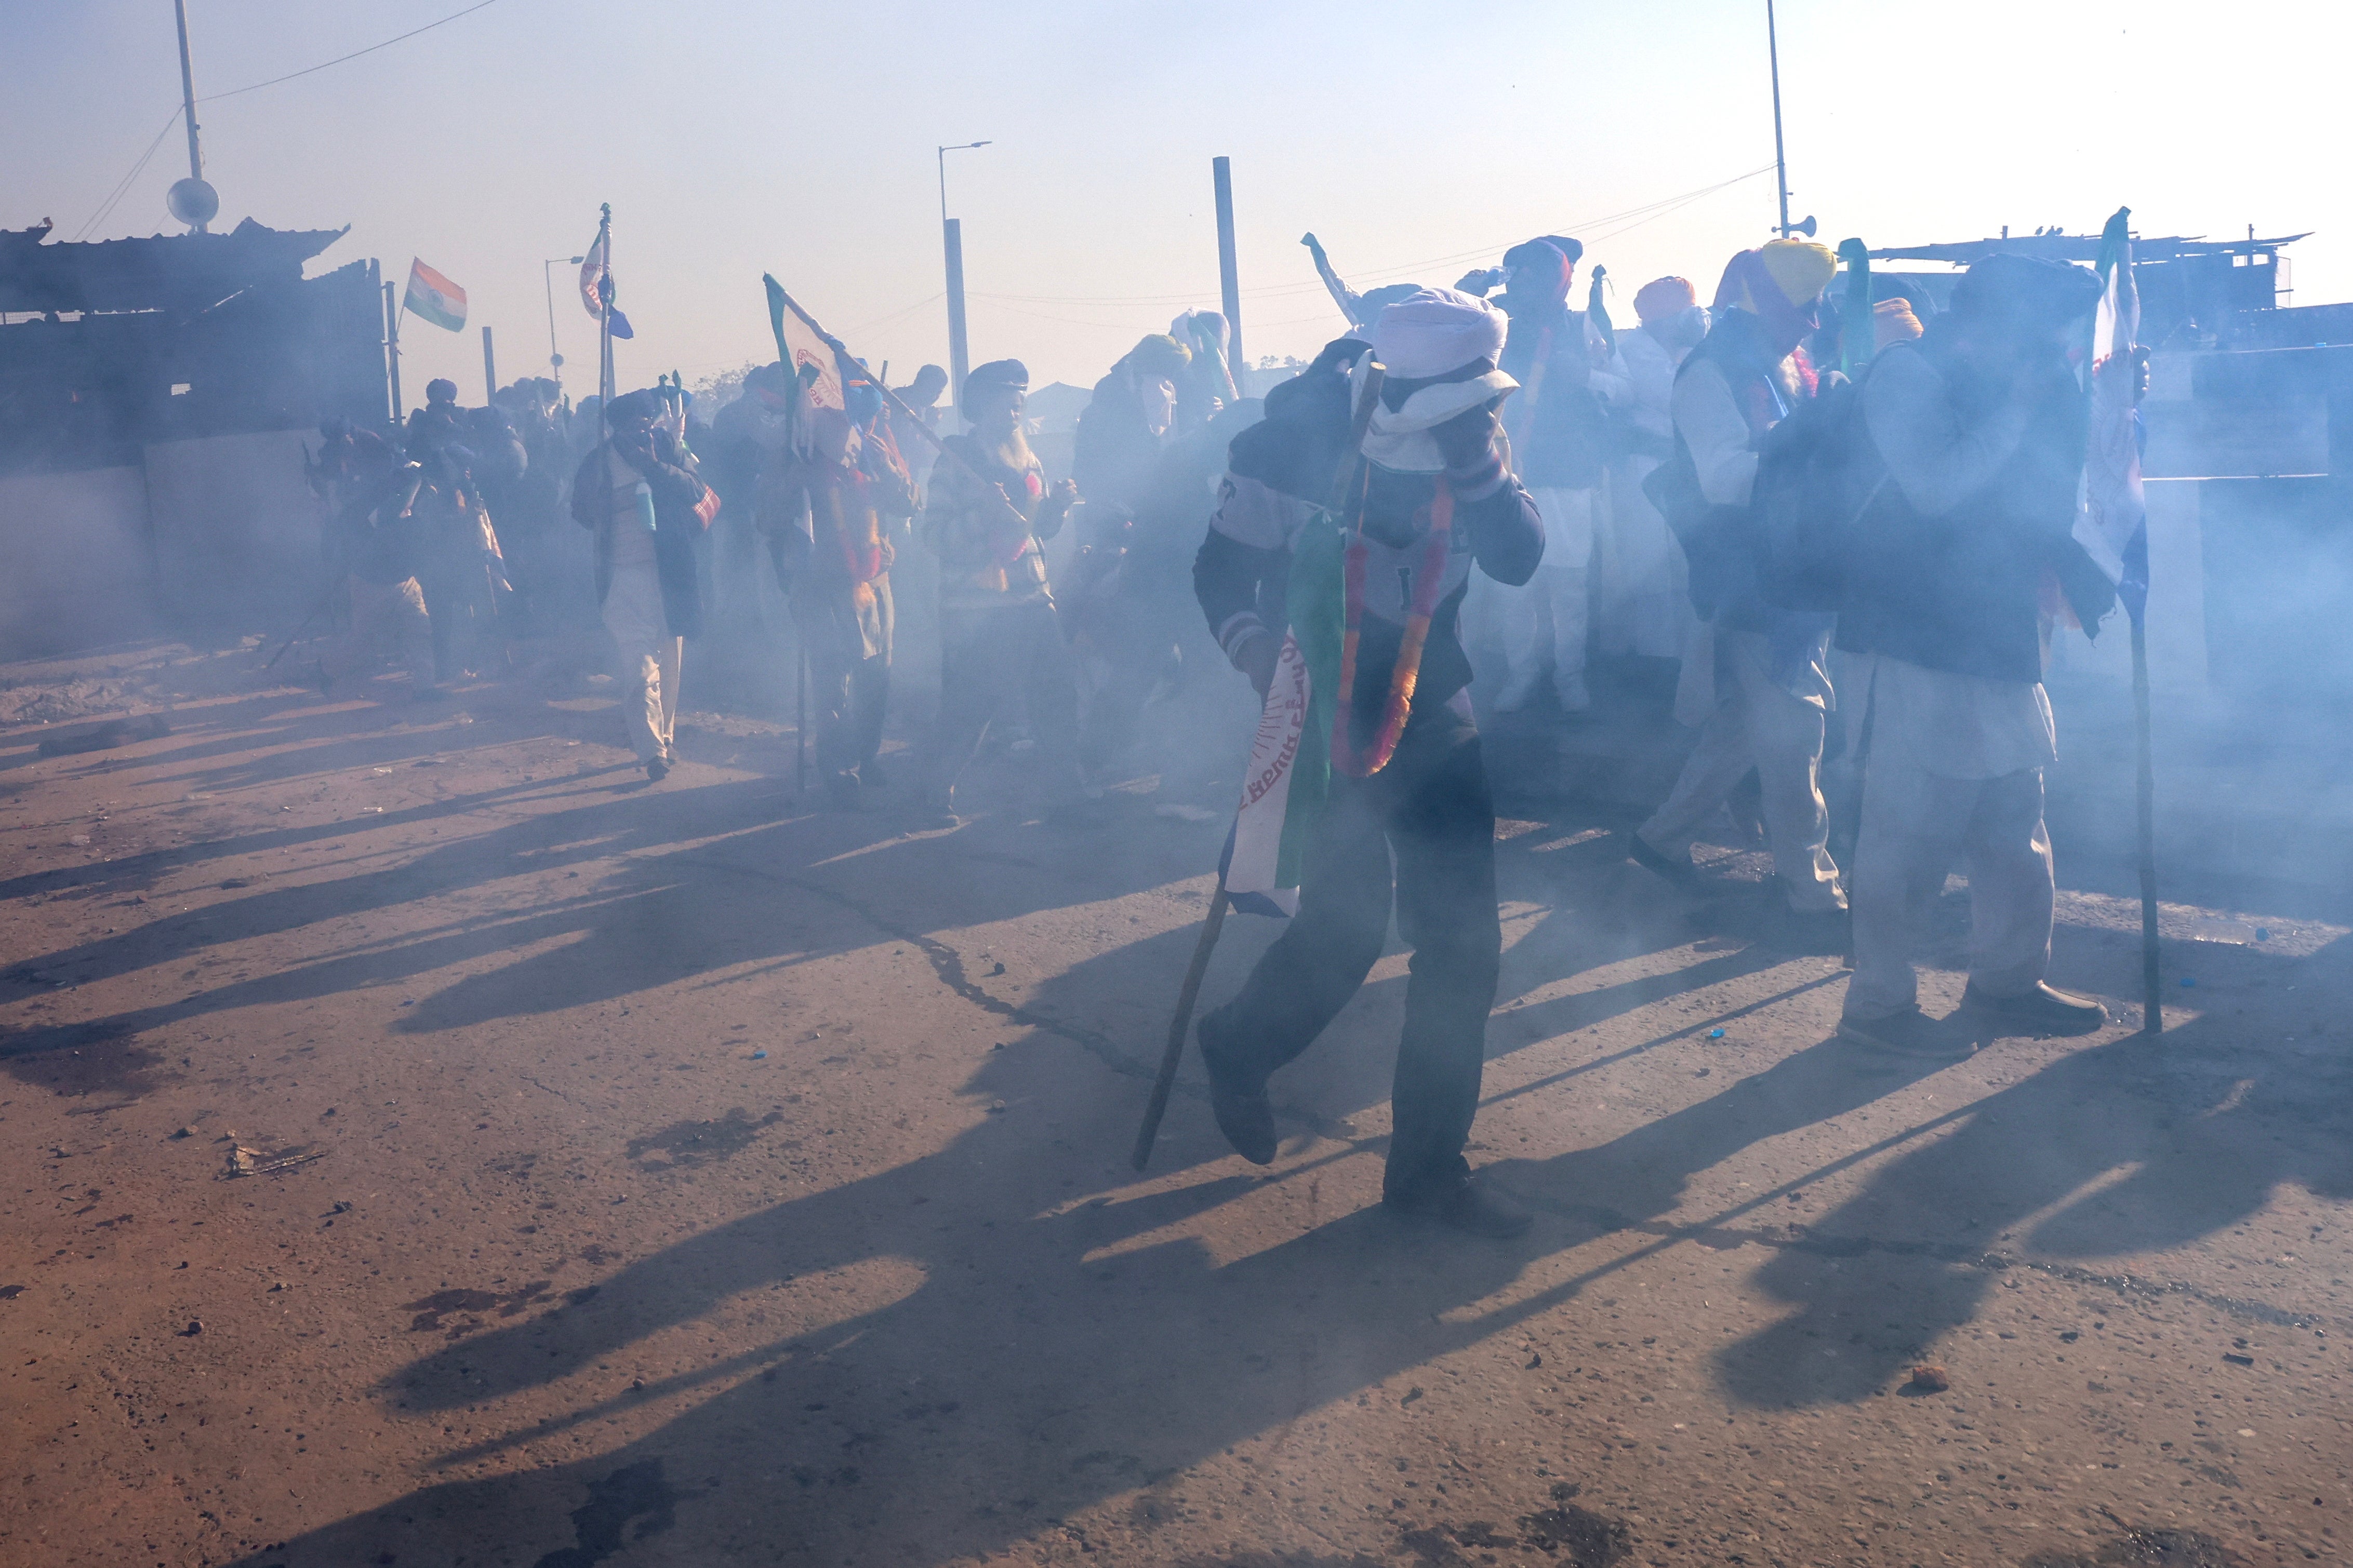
[1193,354,1544,737]
[569,428,710,639]
[1836,332,2109,681]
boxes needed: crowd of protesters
[300,229,2123,1235]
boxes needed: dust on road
[2,643,2348,1568]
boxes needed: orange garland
[1330,477,1454,778]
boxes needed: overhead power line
[966,166,1776,311]
[72,0,506,242]
[74,110,183,241]
[202,0,504,103]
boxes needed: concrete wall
[144,429,326,629]
[0,464,158,656]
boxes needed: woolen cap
[961,358,1029,412]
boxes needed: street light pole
[171,0,207,231]
[1762,1,1816,239]
[938,141,990,410]
[543,256,582,393]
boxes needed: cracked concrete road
[2,643,2349,1568]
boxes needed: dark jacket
[1193,355,1544,738]
[337,466,429,587]
[1071,377,1170,524]
[1837,330,2108,681]
[569,427,710,638]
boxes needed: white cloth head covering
[1370,287,1508,380]
[1351,357,1517,474]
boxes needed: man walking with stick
[1179,291,1544,1237]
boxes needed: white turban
[1369,287,1508,380]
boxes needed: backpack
[1640,440,1754,621]
[1642,366,1890,620]
[1748,374,1887,613]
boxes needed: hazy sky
[8,1,2346,404]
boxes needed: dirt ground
[2,640,2348,1568]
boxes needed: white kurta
[1597,328,1695,660]
[601,450,681,764]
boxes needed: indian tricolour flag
[402,259,467,333]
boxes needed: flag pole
[2098,208,2164,1043]
[2130,608,2161,1034]
[762,276,1034,531]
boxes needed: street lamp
[937,141,990,406]
[543,256,583,393]
[1763,0,1814,239]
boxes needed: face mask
[1140,377,1177,431]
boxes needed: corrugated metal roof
[0,218,349,314]
[1868,233,2308,265]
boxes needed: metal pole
[543,256,580,393]
[2131,613,2163,1035]
[382,277,404,425]
[482,325,496,403]
[936,142,989,414]
[172,0,206,230]
[1766,0,1792,237]
[1213,156,1244,379]
[943,217,969,407]
[597,205,615,406]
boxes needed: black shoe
[1197,1015,1276,1166]
[644,756,670,783]
[1960,981,2106,1037]
[1836,1003,1967,1058]
[1383,1174,1533,1239]
[1627,832,1699,889]
[1765,883,1851,955]
[823,776,865,812]
[858,762,889,789]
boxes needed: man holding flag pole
[1833,251,2117,1055]
[569,206,718,783]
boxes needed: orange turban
[1872,296,1924,349]
[1632,276,1697,324]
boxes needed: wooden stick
[1130,357,1381,1171]
[1131,884,1229,1171]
